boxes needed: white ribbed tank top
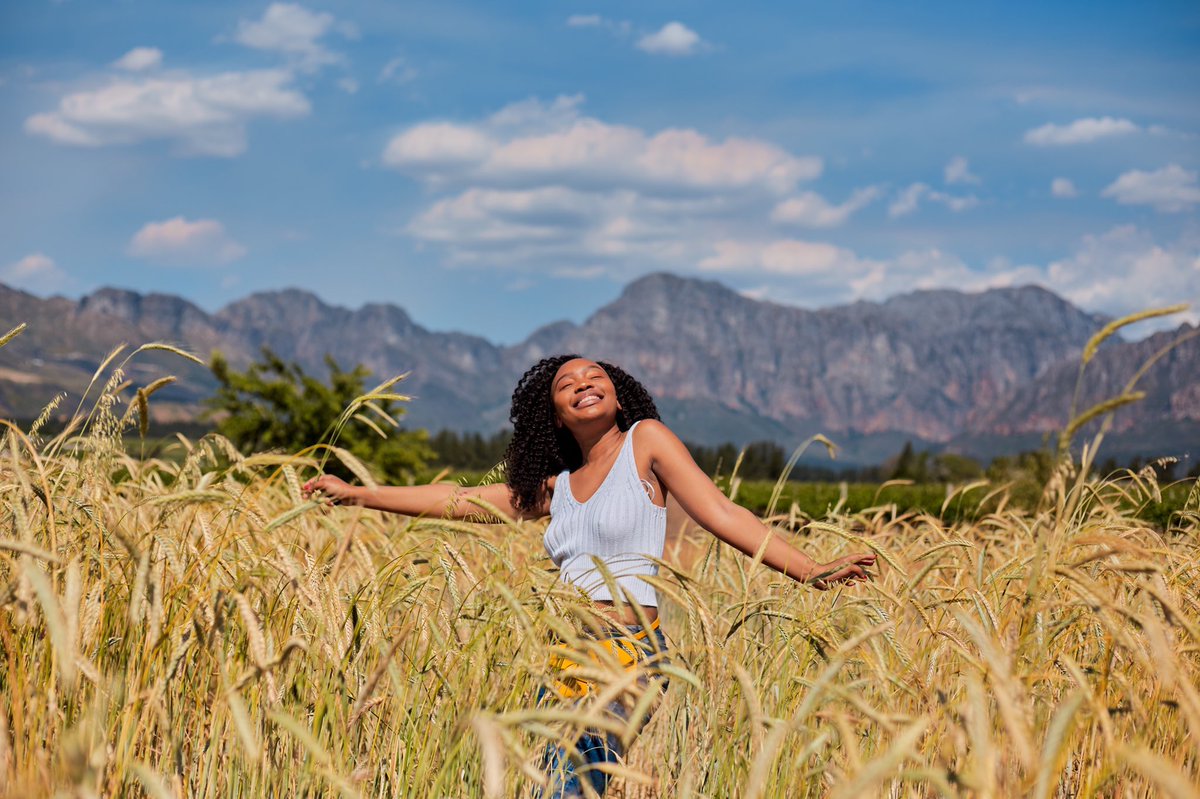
[543,420,667,608]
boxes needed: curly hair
[503,354,660,515]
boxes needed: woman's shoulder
[630,418,681,454]
[631,418,674,439]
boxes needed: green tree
[207,348,433,482]
[931,453,983,482]
[890,441,931,482]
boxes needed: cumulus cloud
[113,47,163,72]
[383,123,497,174]
[383,96,821,195]
[1101,164,1200,213]
[128,217,246,265]
[1,253,70,293]
[695,226,1198,329]
[770,187,880,228]
[24,69,309,156]
[565,14,635,39]
[1023,116,1140,146]
[385,97,826,279]
[233,2,350,72]
[944,155,980,185]
[700,239,869,276]
[383,101,1195,326]
[694,237,1055,312]
[379,56,417,85]
[888,183,978,217]
[406,185,739,270]
[637,22,705,56]
[1051,177,1079,198]
[25,5,353,157]
[566,14,604,27]
[487,93,584,133]
[1044,226,1199,325]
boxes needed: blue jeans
[534,624,670,798]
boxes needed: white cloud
[696,240,1034,305]
[233,3,347,72]
[385,107,1196,325]
[379,56,418,85]
[770,187,880,228]
[1023,116,1140,146]
[406,185,734,270]
[567,14,603,27]
[637,22,705,56]
[888,183,978,217]
[24,69,309,156]
[113,47,163,72]
[128,217,246,265]
[384,123,497,174]
[695,227,1198,329]
[942,195,978,212]
[386,98,831,279]
[1045,226,1199,325]
[888,183,927,218]
[488,94,584,133]
[383,96,821,195]
[700,239,870,276]
[1101,164,1200,213]
[1,253,70,293]
[566,14,632,38]
[338,78,359,94]
[1051,177,1079,198]
[944,155,980,185]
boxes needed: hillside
[1,274,1193,463]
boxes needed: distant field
[443,470,1195,529]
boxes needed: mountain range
[1,273,1195,465]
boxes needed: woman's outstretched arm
[638,420,875,588]
[300,475,546,521]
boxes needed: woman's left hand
[809,553,876,589]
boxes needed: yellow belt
[547,617,662,700]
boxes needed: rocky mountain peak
[78,287,212,339]
[216,288,338,329]
[1,273,1192,463]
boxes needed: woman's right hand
[301,474,362,505]
[810,553,876,589]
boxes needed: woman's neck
[573,422,623,464]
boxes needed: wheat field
[1,353,1198,798]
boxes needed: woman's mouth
[575,392,602,408]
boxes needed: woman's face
[551,358,620,429]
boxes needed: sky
[1,0,1198,343]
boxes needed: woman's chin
[564,406,617,427]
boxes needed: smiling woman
[302,353,875,798]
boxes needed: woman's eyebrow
[555,364,601,388]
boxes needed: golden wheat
[0,358,1197,798]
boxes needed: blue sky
[1,0,1198,342]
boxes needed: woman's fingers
[824,563,872,587]
[302,475,340,504]
[808,552,877,591]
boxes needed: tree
[890,441,929,482]
[207,349,433,482]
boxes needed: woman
[303,355,875,797]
